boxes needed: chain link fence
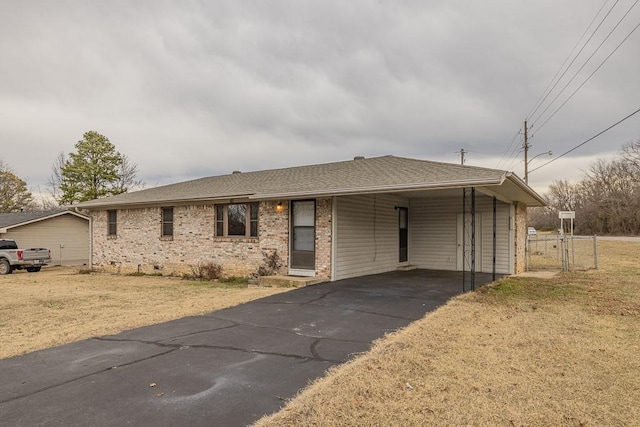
[526,235,599,271]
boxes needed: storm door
[399,207,408,263]
[291,200,315,270]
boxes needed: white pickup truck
[0,239,51,274]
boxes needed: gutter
[504,172,548,206]
[73,177,518,209]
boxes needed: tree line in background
[529,137,640,235]
[0,131,140,213]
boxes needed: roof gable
[0,210,89,231]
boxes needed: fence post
[593,235,599,270]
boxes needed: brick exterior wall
[91,198,333,279]
[514,202,527,274]
[315,198,332,278]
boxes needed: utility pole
[459,149,467,165]
[523,120,530,184]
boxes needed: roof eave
[250,178,506,200]
[76,193,257,210]
[505,172,548,206]
[0,210,89,230]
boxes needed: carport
[332,183,536,291]
[0,270,497,427]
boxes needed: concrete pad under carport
[0,269,497,427]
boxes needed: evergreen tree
[55,131,139,204]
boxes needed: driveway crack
[0,347,178,405]
[205,315,370,344]
[96,337,341,363]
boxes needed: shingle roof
[0,210,88,229]
[76,155,544,209]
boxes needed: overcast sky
[2,0,639,197]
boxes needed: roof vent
[232,170,242,174]
[353,156,365,161]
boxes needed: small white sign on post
[558,211,576,270]
[559,211,575,219]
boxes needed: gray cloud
[1,0,638,195]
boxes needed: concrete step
[396,265,418,271]
[256,275,329,288]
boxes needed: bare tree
[546,179,579,212]
[47,152,66,205]
[114,154,143,193]
[540,139,640,235]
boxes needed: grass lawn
[0,268,288,360]
[255,240,640,426]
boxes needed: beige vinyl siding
[409,195,511,274]
[2,215,89,266]
[334,194,408,280]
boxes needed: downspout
[88,211,93,268]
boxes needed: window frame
[161,207,174,238]
[107,210,117,237]
[215,203,259,238]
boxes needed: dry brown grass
[0,268,288,360]
[256,240,640,426]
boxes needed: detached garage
[0,210,90,266]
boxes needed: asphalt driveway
[0,270,497,427]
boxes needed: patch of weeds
[39,299,65,309]
[222,276,250,286]
[478,277,586,305]
[126,271,163,277]
[184,276,249,289]
[77,268,95,275]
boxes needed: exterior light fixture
[276,201,284,212]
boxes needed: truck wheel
[0,259,12,275]
[26,267,42,273]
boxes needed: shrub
[257,250,283,276]
[188,262,223,281]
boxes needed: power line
[528,106,640,174]
[526,0,613,121]
[527,0,620,122]
[495,128,521,169]
[531,0,639,129]
[533,18,640,134]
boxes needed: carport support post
[462,188,466,292]
[470,188,476,291]
[492,196,497,281]
[462,187,477,292]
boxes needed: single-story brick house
[0,210,90,266]
[76,156,545,280]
